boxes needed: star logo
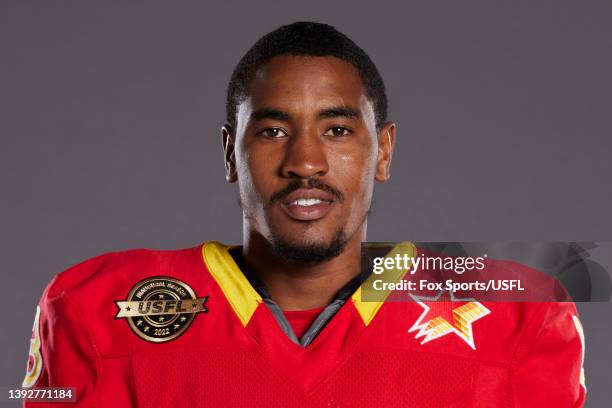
[408,290,491,350]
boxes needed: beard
[268,227,348,265]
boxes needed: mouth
[279,188,335,221]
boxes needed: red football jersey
[22,241,586,407]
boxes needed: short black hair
[226,22,388,131]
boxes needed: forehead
[244,55,372,117]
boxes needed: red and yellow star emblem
[408,290,491,350]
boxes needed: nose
[280,130,329,179]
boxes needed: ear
[221,125,238,183]
[375,121,396,182]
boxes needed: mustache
[269,179,345,205]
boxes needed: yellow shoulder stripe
[201,242,262,327]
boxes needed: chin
[268,228,348,264]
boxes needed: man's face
[223,55,395,262]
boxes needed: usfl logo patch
[115,276,208,343]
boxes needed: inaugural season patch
[115,276,208,343]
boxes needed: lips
[279,188,335,221]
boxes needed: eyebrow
[318,106,361,120]
[249,108,290,123]
[248,106,361,124]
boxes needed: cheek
[236,143,277,206]
[336,145,377,210]
[235,145,259,203]
[336,134,376,166]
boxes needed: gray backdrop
[1,1,610,406]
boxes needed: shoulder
[414,245,572,302]
[40,244,208,304]
[31,242,234,356]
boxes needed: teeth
[292,198,323,206]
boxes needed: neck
[239,229,364,311]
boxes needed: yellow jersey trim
[352,241,417,326]
[201,241,262,327]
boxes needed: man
[22,22,585,407]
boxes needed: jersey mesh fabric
[132,349,480,407]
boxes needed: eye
[258,128,288,138]
[324,126,351,137]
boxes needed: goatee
[269,228,348,264]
